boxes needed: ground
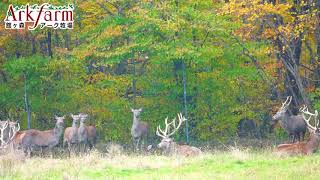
[1,147,320,180]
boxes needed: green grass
[1,149,320,180]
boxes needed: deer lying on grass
[270,96,306,143]
[20,116,65,157]
[78,113,88,153]
[63,114,80,156]
[276,106,320,155]
[0,120,20,148]
[156,113,201,157]
[131,108,149,151]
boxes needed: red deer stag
[63,114,80,156]
[156,113,201,157]
[131,108,149,151]
[276,106,320,155]
[270,96,306,143]
[20,116,65,157]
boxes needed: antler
[0,121,9,147]
[300,105,319,132]
[280,96,292,111]
[0,120,20,148]
[156,113,186,138]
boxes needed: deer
[77,113,88,154]
[20,116,65,157]
[276,106,320,155]
[63,114,80,156]
[131,108,149,151]
[85,124,97,150]
[156,113,202,157]
[270,96,306,143]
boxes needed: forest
[0,0,319,146]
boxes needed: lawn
[1,147,320,180]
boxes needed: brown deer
[270,96,306,143]
[20,116,65,157]
[156,113,201,157]
[86,124,97,150]
[131,108,149,151]
[63,114,80,156]
[276,106,320,155]
[77,113,88,153]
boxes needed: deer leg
[27,146,31,158]
[67,142,71,157]
[136,138,140,151]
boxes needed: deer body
[276,106,320,155]
[63,114,79,156]
[276,130,320,155]
[78,114,88,153]
[86,125,97,149]
[20,116,64,157]
[271,96,306,142]
[158,137,201,157]
[131,108,149,151]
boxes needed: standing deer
[156,113,201,157]
[270,96,306,143]
[131,108,149,151]
[20,116,65,157]
[276,106,320,155]
[63,114,80,156]
[86,124,97,150]
[78,113,88,154]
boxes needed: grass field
[1,146,320,180]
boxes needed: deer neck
[133,116,140,127]
[79,122,85,128]
[279,112,290,127]
[53,123,64,138]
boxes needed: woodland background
[0,0,319,144]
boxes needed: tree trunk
[132,58,136,107]
[315,0,320,87]
[64,32,70,50]
[24,73,31,129]
[31,34,36,54]
[182,61,189,144]
[47,31,52,57]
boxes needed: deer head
[79,113,88,124]
[131,108,142,119]
[271,96,292,126]
[156,113,186,150]
[55,115,65,126]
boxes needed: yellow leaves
[101,26,122,38]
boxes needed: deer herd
[0,96,320,158]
